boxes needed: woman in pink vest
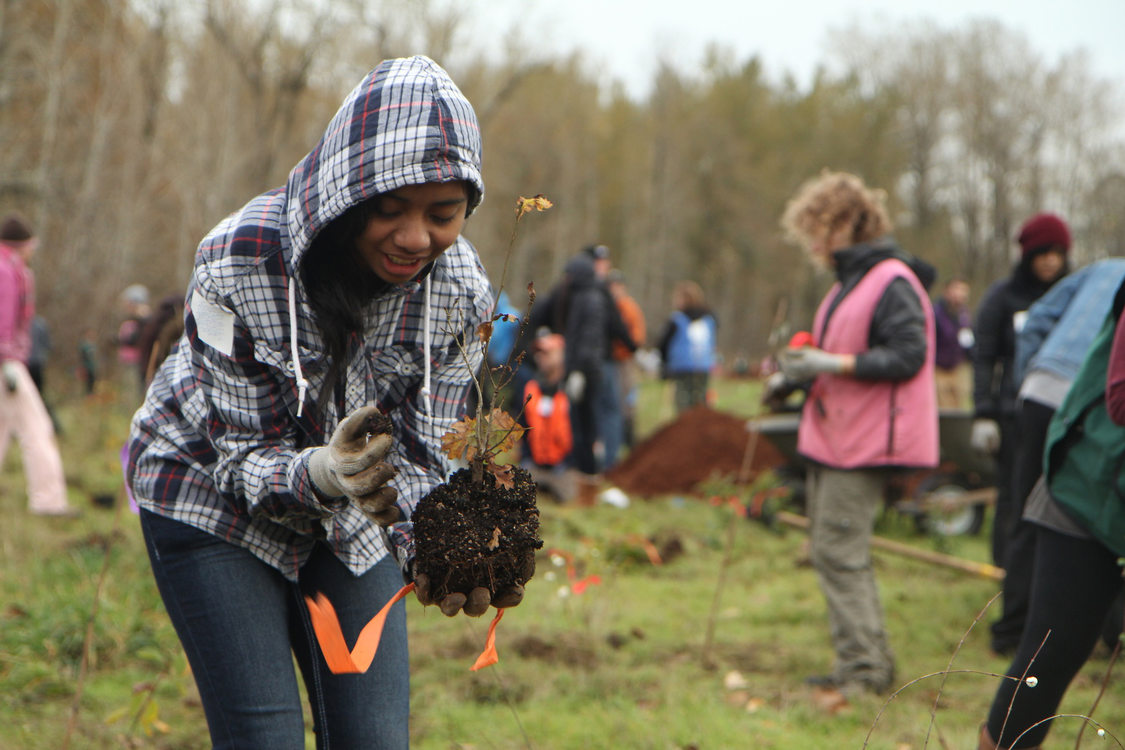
[766,171,938,699]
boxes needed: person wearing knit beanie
[972,210,1071,660]
[1017,212,1071,257]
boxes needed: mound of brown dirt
[606,406,787,498]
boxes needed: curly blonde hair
[780,170,892,250]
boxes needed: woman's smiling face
[355,181,469,285]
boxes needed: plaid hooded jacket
[127,56,491,582]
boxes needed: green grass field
[2,375,1122,749]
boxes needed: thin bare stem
[864,669,1024,749]
[495,219,521,307]
[1013,715,1124,749]
[997,631,1052,747]
[701,417,761,668]
[920,591,1002,749]
[1074,637,1121,748]
[465,617,534,749]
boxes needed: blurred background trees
[2,0,1122,380]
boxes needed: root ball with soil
[412,465,542,605]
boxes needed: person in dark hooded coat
[969,212,1070,652]
[548,249,635,479]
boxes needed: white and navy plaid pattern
[127,57,490,581]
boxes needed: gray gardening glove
[2,361,18,393]
[778,347,846,382]
[308,405,400,524]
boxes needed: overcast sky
[463,0,1125,98]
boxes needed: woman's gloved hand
[2,361,19,393]
[777,347,848,382]
[564,371,586,402]
[309,405,400,524]
[412,550,534,617]
[761,371,795,409]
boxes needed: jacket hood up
[286,55,484,271]
[277,56,484,416]
[189,57,486,418]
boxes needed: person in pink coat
[766,171,938,699]
[0,212,71,515]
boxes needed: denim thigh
[140,509,409,750]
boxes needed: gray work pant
[806,465,895,688]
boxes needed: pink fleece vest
[797,258,938,469]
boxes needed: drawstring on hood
[289,276,310,417]
[421,273,433,419]
[281,55,484,421]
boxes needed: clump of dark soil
[606,406,787,498]
[412,465,542,602]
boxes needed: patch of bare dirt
[606,406,787,498]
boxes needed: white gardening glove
[970,418,1001,455]
[777,347,846,382]
[565,371,586,402]
[2,361,18,393]
[308,405,400,524]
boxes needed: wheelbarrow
[752,408,996,537]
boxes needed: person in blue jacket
[657,279,717,413]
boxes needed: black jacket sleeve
[971,281,1007,418]
[853,277,927,381]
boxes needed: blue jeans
[596,360,625,470]
[140,509,409,749]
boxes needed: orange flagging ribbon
[470,608,505,671]
[305,582,507,673]
[546,547,604,595]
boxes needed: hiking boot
[805,671,892,695]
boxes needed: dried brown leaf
[489,462,515,489]
[440,417,478,462]
[485,408,524,455]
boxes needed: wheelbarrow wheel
[911,473,987,537]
